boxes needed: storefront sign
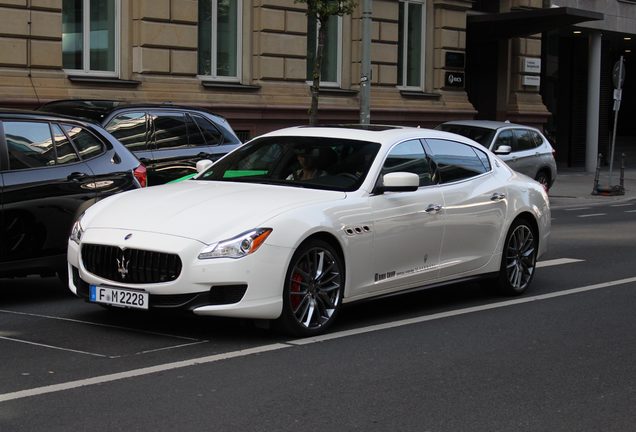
[445,72,465,88]
[523,57,541,74]
[522,75,540,87]
[445,51,465,69]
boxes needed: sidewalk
[548,168,636,209]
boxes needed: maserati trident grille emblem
[116,249,130,279]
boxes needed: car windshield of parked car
[437,124,496,148]
[196,136,381,192]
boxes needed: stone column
[585,31,602,173]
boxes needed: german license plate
[89,285,149,310]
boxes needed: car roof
[258,124,479,146]
[441,120,532,131]
[0,107,101,125]
[38,99,227,123]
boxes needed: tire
[534,170,550,192]
[496,218,538,296]
[276,239,344,337]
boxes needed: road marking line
[536,258,584,268]
[289,276,636,346]
[625,210,636,213]
[577,213,606,218]
[565,207,591,211]
[134,341,210,356]
[3,275,636,403]
[0,343,289,403]
[0,336,107,358]
[611,203,634,207]
[0,309,201,342]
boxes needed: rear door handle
[425,204,443,214]
[67,172,88,181]
[491,193,506,201]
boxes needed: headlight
[198,228,273,260]
[70,215,85,245]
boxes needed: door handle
[491,192,506,201]
[67,172,88,181]
[425,204,443,214]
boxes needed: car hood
[83,180,346,243]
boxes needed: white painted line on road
[565,207,591,211]
[625,210,636,213]
[0,309,202,342]
[577,213,606,218]
[0,343,289,403]
[3,274,636,403]
[289,276,636,346]
[0,336,107,358]
[536,258,584,268]
[611,203,634,207]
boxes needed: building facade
[0,0,633,169]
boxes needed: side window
[473,146,492,172]
[106,112,147,151]
[425,139,488,184]
[493,130,513,151]
[529,130,544,147]
[4,121,56,170]
[513,129,537,151]
[191,114,222,146]
[51,124,80,165]
[62,124,104,160]
[151,112,188,150]
[381,139,434,186]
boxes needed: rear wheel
[277,239,344,337]
[496,218,537,295]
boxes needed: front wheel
[276,239,344,337]
[496,219,538,296]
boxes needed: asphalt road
[1,200,636,431]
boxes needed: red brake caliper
[290,273,303,309]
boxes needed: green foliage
[296,0,357,23]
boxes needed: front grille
[81,244,182,284]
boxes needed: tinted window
[191,114,222,146]
[51,124,80,165]
[493,130,513,150]
[152,112,188,150]
[425,139,488,183]
[438,124,495,148]
[106,112,147,151]
[529,130,543,146]
[513,129,537,151]
[382,140,435,186]
[62,124,104,160]
[4,121,56,170]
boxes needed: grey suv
[39,100,242,185]
[437,120,557,190]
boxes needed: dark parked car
[0,109,145,280]
[39,100,242,185]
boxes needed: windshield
[196,136,381,192]
[437,124,495,148]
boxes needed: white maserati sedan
[67,125,550,336]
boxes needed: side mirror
[377,172,420,193]
[196,159,213,173]
[494,145,512,155]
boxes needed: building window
[198,0,242,81]
[62,0,119,76]
[398,0,426,89]
[307,15,342,86]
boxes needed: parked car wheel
[277,239,344,336]
[535,170,551,192]
[497,218,538,295]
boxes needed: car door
[509,128,541,178]
[424,138,507,278]
[0,119,95,270]
[104,110,153,175]
[366,139,444,295]
[147,110,201,185]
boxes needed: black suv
[0,109,145,280]
[39,100,242,185]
